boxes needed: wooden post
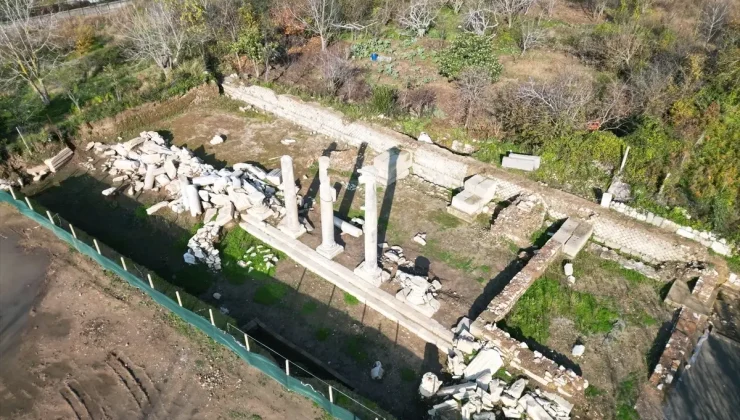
[120,257,127,271]
[329,386,334,403]
[70,224,77,239]
[209,309,215,326]
[16,127,32,155]
[9,187,17,200]
[93,239,101,254]
[24,197,34,211]
[244,333,250,351]
[147,274,154,289]
[285,359,290,377]
[46,210,54,225]
[176,291,183,306]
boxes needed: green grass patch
[585,385,604,399]
[315,327,331,341]
[134,205,147,221]
[344,335,369,362]
[493,367,513,383]
[343,292,361,306]
[615,374,641,420]
[626,310,659,327]
[426,240,475,272]
[301,301,319,315]
[400,368,417,382]
[505,277,620,343]
[476,276,487,284]
[220,228,283,284]
[253,282,289,305]
[432,209,462,230]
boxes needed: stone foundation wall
[222,79,716,265]
[480,240,563,324]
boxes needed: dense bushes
[437,33,503,80]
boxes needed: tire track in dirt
[60,385,90,420]
[67,380,106,420]
[105,352,148,408]
[111,351,158,405]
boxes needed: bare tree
[463,0,499,36]
[458,66,491,129]
[291,0,341,50]
[399,0,441,37]
[591,78,632,129]
[516,73,594,126]
[0,0,62,105]
[321,52,353,94]
[448,0,466,14]
[492,0,538,28]
[121,1,189,75]
[602,22,644,70]
[518,18,545,56]
[699,0,730,46]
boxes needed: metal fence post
[329,386,334,403]
[244,333,250,351]
[46,210,55,225]
[70,224,77,239]
[209,309,215,326]
[120,257,128,271]
[147,274,154,289]
[93,239,101,254]
[9,187,17,200]
[285,359,290,377]
[176,291,183,306]
[24,197,34,211]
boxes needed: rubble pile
[184,222,222,270]
[0,179,15,191]
[394,270,441,316]
[424,319,574,420]
[87,132,288,269]
[491,193,546,248]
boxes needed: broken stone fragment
[370,361,384,380]
[571,344,585,357]
[563,263,574,276]
[210,134,224,145]
[146,201,169,215]
[101,187,117,196]
[418,132,433,143]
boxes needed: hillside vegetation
[1,0,738,242]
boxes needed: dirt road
[0,204,326,420]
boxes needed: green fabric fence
[1,190,362,420]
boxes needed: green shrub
[438,33,503,80]
[370,85,398,115]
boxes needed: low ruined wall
[223,80,468,189]
[223,80,716,265]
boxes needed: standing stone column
[316,156,343,259]
[278,155,306,238]
[354,167,384,286]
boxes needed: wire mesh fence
[1,188,391,420]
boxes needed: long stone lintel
[239,219,455,351]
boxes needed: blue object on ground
[371,53,378,61]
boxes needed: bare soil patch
[0,204,325,420]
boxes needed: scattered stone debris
[414,232,427,246]
[0,178,19,191]
[394,269,441,316]
[209,134,225,145]
[426,318,573,420]
[418,132,433,144]
[86,132,291,271]
[280,138,296,145]
[26,164,50,182]
[370,361,384,380]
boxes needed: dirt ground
[0,204,326,420]
[20,98,683,419]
